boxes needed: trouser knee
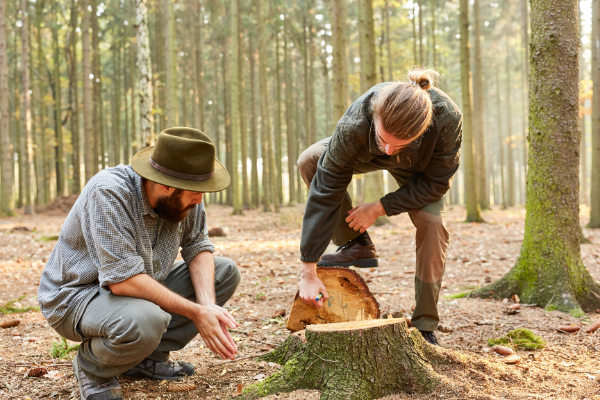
[215,257,241,307]
[108,301,171,351]
[297,140,327,187]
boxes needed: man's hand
[345,201,386,233]
[193,304,239,360]
[299,262,329,309]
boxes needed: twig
[10,363,72,367]
[311,352,338,363]
[206,351,271,368]
[249,337,280,346]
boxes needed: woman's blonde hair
[371,67,440,140]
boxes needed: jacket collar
[135,173,160,218]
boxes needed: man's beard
[154,189,196,223]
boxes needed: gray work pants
[297,137,449,332]
[53,257,241,379]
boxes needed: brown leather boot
[317,241,378,268]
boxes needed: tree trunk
[257,1,271,212]
[274,12,283,207]
[473,0,488,210]
[418,0,424,64]
[331,0,348,122]
[21,0,34,215]
[193,0,205,132]
[240,319,474,400]
[505,46,516,207]
[284,33,295,205]
[249,35,259,209]
[222,39,232,206]
[385,0,393,80]
[13,34,24,207]
[67,0,80,193]
[459,0,483,222]
[230,0,242,214]
[82,0,94,182]
[163,0,176,127]
[580,3,588,205]
[112,45,122,165]
[35,1,50,203]
[474,0,600,316]
[135,0,155,148]
[0,0,12,215]
[496,66,507,209]
[51,23,65,196]
[90,0,101,172]
[412,3,418,64]
[431,0,436,67]
[238,6,249,210]
[521,0,529,190]
[590,0,600,227]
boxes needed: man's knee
[214,257,241,306]
[107,300,170,350]
[297,141,327,187]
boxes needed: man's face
[154,188,204,223]
[374,119,414,156]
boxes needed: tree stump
[286,267,380,332]
[239,319,463,400]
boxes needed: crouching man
[38,128,241,400]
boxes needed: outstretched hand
[345,201,386,233]
[194,304,239,360]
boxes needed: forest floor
[1,200,600,400]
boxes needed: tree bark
[257,1,271,212]
[505,45,516,207]
[20,0,34,214]
[91,0,101,172]
[385,0,393,80]
[580,3,588,205]
[163,0,176,127]
[67,0,80,193]
[496,66,507,209]
[82,0,94,182]
[0,0,12,214]
[249,34,259,209]
[193,0,205,132]
[412,3,418,64]
[590,0,600,227]
[240,319,473,400]
[331,0,348,123]
[459,0,483,222]
[51,22,65,196]
[284,32,295,205]
[431,0,436,67]
[230,0,242,214]
[35,1,50,203]
[474,0,600,315]
[418,0,424,64]
[238,5,249,209]
[473,0,488,210]
[135,0,155,148]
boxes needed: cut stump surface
[286,267,380,332]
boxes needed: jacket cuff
[380,197,405,217]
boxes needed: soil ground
[1,201,600,400]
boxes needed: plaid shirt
[38,165,215,327]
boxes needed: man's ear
[158,184,174,195]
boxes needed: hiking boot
[123,358,195,381]
[420,330,440,346]
[317,240,378,268]
[73,355,122,400]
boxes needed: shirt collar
[135,173,160,218]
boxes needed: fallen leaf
[253,373,266,380]
[501,354,521,364]
[272,309,286,318]
[220,368,227,376]
[44,370,64,380]
[511,294,520,303]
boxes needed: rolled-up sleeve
[180,201,215,265]
[85,187,146,289]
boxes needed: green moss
[0,295,40,314]
[37,235,59,242]
[487,329,546,350]
[568,308,589,320]
[545,304,558,312]
[444,291,472,299]
[50,338,79,359]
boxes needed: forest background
[1,0,596,221]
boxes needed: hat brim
[131,147,230,193]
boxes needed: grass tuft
[50,338,79,359]
[0,295,40,314]
[444,291,472,300]
[487,328,546,350]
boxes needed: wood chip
[490,345,514,356]
[501,354,521,364]
[167,383,196,392]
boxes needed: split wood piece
[286,267,380,332]
[240,318,466,400]
[0,319,20,329]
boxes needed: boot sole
[317,258,378,268]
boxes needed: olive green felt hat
[131,127,230,193]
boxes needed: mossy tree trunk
[240,319,462,400]
[474,0,600,316]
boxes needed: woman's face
[374,119,414,156]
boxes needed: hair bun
[407,68,439,90]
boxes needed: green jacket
[300,83,463,263]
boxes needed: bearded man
[297,69,462,346]
[38,128,240,400]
